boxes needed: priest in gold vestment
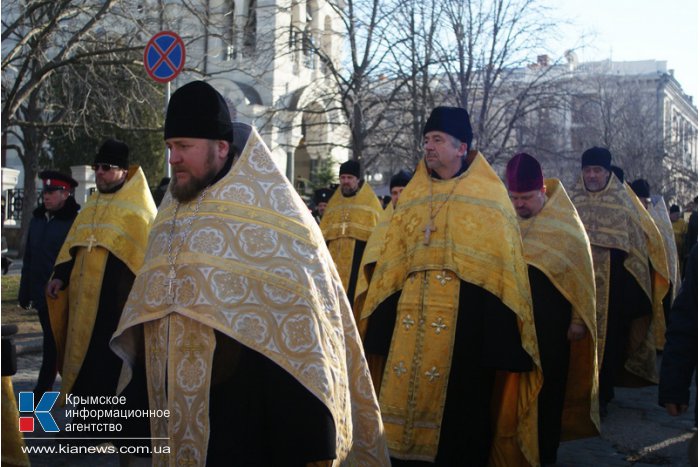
[505,153,599,465]
[628,179,675,348]
[320,160,383,318]
[362,107,542,467]
[46,139,156,440]
[111,81,389,467]
[570,147,661,417]
[354,169,412,342]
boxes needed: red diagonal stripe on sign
[149,39,180,74]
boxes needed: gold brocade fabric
[354,204,394,326]
[649,196,680,302]
[623,185,669,353]
[569,175,658,385]
[362,153,542,466]
[111,127,389,467]
[47,167,156,399]
[1,377,29,467]
[648,195,679,350]
[320,182,383,292]
[672,219,688,260]
[518,178,599,440]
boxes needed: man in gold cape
[46,139,156,439]
[110,81,389,467]
[628,179,674,349]
[354,169,412,342]
[362,106,541,467]
[670,204,688,273]
[569,147,662,416]
[505,153,599,465]
[649,196,680,302]
[320,160,383,318]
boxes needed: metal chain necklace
[164,187,209,303]
[86,192,117,253]
[423,176,459,246]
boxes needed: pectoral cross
[340,211,350,236]
[164,268,178,304]
[86,234,98,252]
[423,222,436,246]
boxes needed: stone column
[1,167,20,227]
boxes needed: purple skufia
[506,153,543,192]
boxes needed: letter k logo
[18,392,60,432]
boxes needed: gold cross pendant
[164,268,177,304]
[423,222,436,245]
[86,234,98,252]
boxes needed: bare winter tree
[435,0,564,165]
[302,0,407,173]
[1,0,152,253]
[567,71,667,191]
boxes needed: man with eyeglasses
[46,139,156,447]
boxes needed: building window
[243,0,257,56]
[223,1,237,61]
[302,0,316,69]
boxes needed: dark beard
[170,166,218,202]
[169,146,219,203]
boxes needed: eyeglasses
[91,164,121,172]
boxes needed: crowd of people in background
[4,79,697,467]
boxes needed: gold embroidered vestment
[48,167,156,400]
[320,181,383,304]
[569,174,660,385]
[362,153,542,466]
[518,178,599,440]
[111,128,389,467]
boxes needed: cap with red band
[44,179,71,190]
[39,170,78,191]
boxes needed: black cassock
[528,266,571,464]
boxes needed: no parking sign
[144,31,185,83]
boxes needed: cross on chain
[340,211,350,236]
[86,234,98,253]
[423,222,436,246]
[164,268,180,304]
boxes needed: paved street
[4,260,697,466]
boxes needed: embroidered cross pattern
[181,333,203,356]
[436,271,452,286]
[431,317,448,334]
[402,315,415,330]
[425,366,440,382]
[393,361,408,377]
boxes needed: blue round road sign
[144,31,186,83]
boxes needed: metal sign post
[144,31,186,179]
